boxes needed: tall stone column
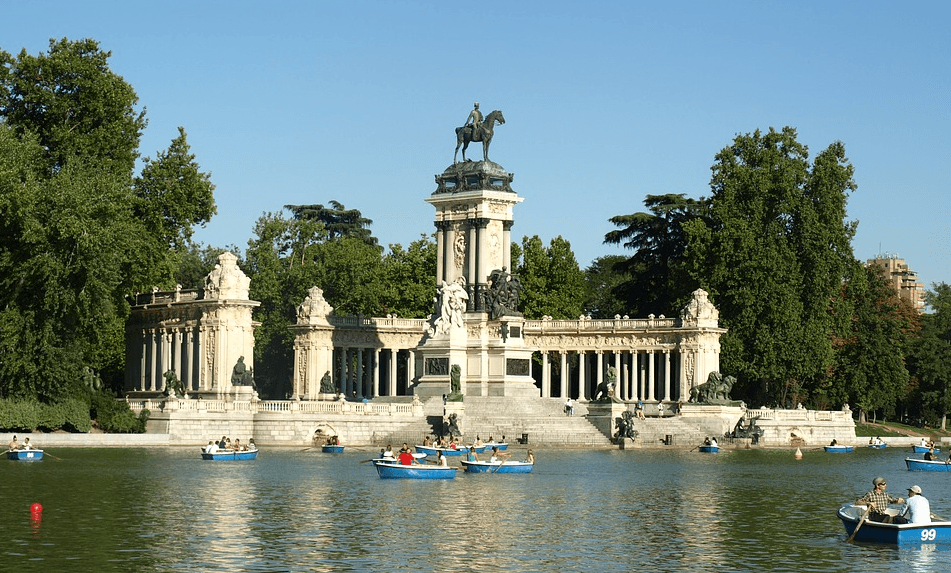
[558,350,571,398]
[646,351,655,401]
[664,350,672,401]
[502,220,514,272]
[541,351,550,398]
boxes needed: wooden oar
[42,451,62,461]
[847,506,872,542]
[491,461,507,473]
[689,445,699,452]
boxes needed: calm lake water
[2,445,949,572]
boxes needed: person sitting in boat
[924,447,937,461]
[248,438,256,450]
[829,439,838,446]
[703,437,712,446]
[874,437,884,445]
[449,437,459,450]
[218,436,228,450]
[8,435,19,450]
[856,476,904,523]
[423,435,432,447]
[397,449,416,465]
[920,437,929,447]
[204,440,218,454]
[383,444,394,458]
[526,449,535,464]
[489,446,509,464]
[895,485,931,525]
[233,438,243,451]
[435,451,448,467]
[474,436,484,448]
[868,437,875,445]
[710,437,718,447]
[20,437,32,450]
[466,448,479,462]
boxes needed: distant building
[866,254,925,313]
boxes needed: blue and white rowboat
[912,445,941,454]
[322,444,344,453]
[905,458,951,472]
[374,462,457,479]
[698,445,719,453]
[866,443,888,449]
[415,445,475,457]
[824,445,854,453]
[460,460,533,474]
[837,504,951,544]
[201,448,259,461]
[482,442,508,451]
[6,449,44,461]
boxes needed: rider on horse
[465,102,483,140]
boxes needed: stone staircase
[453,396,613,447]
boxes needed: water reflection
[3,446,951,571]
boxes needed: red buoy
[30,502,42,517]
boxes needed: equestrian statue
[455,102,505,163]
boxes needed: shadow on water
[2,445,950,572]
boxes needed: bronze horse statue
[454,109,505,163]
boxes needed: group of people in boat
[702,436,718,447]
[204,435,256,453]
[867,436,885,446]
[856,476,931,524]
[7,436,37,450]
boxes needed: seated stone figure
[231,356,255,387]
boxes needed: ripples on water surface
[2,445,950,572]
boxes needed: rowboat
[415,445,483,457]
[905,458,951,472]
[866,443,887,449]
[837,504,951,544]
[483,442,508,451]
[6,449,44,461]
[460,460,533,474]
[374,462,457,479]
[824,445,854,453]
[321,444,344,453]
[912,445,941,454]
[698,445,719,453]
[201,448,258,460]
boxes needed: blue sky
[3,2,949,289]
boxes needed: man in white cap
[897,485,931,524]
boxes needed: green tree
[512,235,585,319]
[0,38,216,401]
[284,200,378,247]
[583,255,629,319]
[604,194,705,317]
[832,265,916,422]
[381,235,437,318]
[683,127,859,406]
[907,284,951,429]
[0,37,147,177]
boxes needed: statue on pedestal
[431,278,468,335]
[231,356,255,389]
[483,267,522,320]
[454,105,505,163]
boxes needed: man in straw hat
[856,477,904,523]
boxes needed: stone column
[596,351,604,397]
[646,351,655,401]
[579,351,588,402]
[139,335,148,391]
[149,330,159,391]
[444,225,456,283]
[467,221,478,289]
[435,221,446,284]
[390,350,399,397]
[541,352,550,398]
[664,350,672,401]
[356,349,365,399]
[502,221,514,272]
[185,330,194,392]
[407,350,416,392]
[372,348,380,398]
[560,351,568,399]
